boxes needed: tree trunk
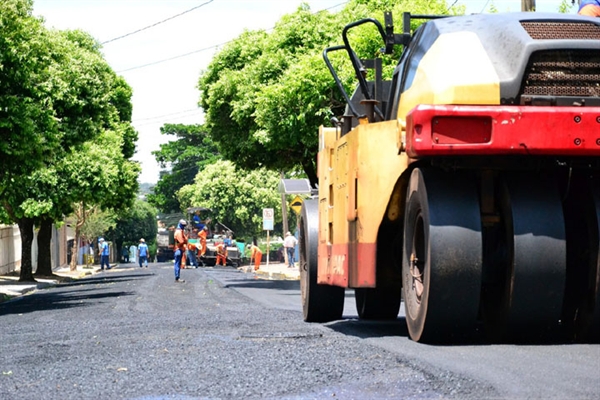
[70,202,88,271]
[70,227,80,271]
[302,158,318,189]
[522,0,536,11]
[17,218,36,282]
[35,218,54,277]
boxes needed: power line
[132,113,200,129]
[117,42,227,73]
[101,0,215,45]
[133,108,202,123]
[115,1,348,73]
[480,0,492,13]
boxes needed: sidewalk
[239,261,300,280]
[0,264,104,302]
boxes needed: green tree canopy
[198,1,460,187]
[0,0,59,188]
[178,160,282,238]
[147,123,219,213]
[0,8,140,280]
[107,199,158,255]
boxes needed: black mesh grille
[521,50,600,98]
[521,22,600,40]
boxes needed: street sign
[262,208,274,231]
[290,195,303,215]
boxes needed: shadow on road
[56,273,154,288]
[327,317,410,339]
[0,290,135,316]
[223,280,300,291]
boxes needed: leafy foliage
[198,0,460,187]
[0,2,140,279]
[0,0,59,188]
[177,160,282,238]
[147,123,219,213]
[107,199,158,251]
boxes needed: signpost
[263,208,274,266]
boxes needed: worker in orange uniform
[173,219,188,282]
[578,0,600,16]
[187,241,198,268]
[248,243,262,271]
[199,226,208,256]
[215,242,227,266]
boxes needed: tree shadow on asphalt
[0,290,135,316]
[54,273,154,288]
[222,279,300,291]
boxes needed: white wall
[0,225,21,275]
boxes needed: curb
[0,264,108,303]
[237,264,300,280]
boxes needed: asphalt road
[0,262,598,399]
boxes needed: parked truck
[300,11,600,343]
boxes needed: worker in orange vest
[248,244,262,271]
[187,242,198,268]
[199,226,208,256]
[174,219,188,282]
[215,242,227,266]
[579,0,600,16]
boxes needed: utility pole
[280,172,289,266]
[522,0,536,11]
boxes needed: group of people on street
[97,220,299,283]
[99,237,149,271]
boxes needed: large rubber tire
[564,175,600,342]
[355,287,401,320]
[300,199,345,323]
[402,168,483,343]
[486,173,567,342]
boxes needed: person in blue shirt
[98,238,111,271]
[138,238,149,268]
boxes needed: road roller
[300,11,600,343]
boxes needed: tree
[177,160,282,238]
[198,6,340,187]
[0,25,139,279]
[107,200,158,258]
[558,0,574,13]
[63,128,140,272]
[33,31,139,276]
[198,0,458,187]
[0,0,59,188]
[522,0,536,11]
[147,123,219,213]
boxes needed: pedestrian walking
[121,245,129,263]
[138,238,149,268]
[129,244,137,265]
[173,219,188,282]
[284,232,298,268]
[248,243,262,271]
[98,238,111,271]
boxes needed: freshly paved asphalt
[1,262,476,400]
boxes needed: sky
[32,0,578,184]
